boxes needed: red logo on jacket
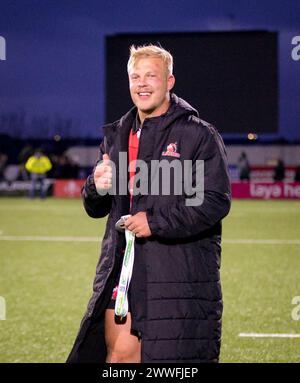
[162,142,180,158]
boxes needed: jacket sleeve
[82,138,113,218]
[146,125,231,239]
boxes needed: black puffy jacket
[67,94,231,363]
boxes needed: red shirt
[128,124,141,209]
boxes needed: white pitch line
[224,239,300,245]
[239,333,300,338]
[0,235,100,242]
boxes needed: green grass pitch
[0,197,299,362]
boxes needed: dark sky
[0,0,300,139]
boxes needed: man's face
[128,57,175,121]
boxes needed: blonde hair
[127,44,173,76]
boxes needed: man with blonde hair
[67,44,231,363]
[127,44,173,75]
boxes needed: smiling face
[128,57,175,124]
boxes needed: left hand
[124,212,152,238]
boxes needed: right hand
[94,154,112,191]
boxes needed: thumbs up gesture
[94,154,113,191]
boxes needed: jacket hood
[164,93,199,125]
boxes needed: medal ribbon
[115,228,135,317]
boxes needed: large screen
[105,31,278,135]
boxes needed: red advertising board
[53,180,300,200]
[231,182,300,199]
[53,180,85,198]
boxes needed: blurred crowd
[1,147,300,183]
[237,151,300,182]
[0,146,86,182]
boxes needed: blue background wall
[0,0,299,140]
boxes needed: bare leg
[104,309,141,363]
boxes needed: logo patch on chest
[162,142,180,158]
